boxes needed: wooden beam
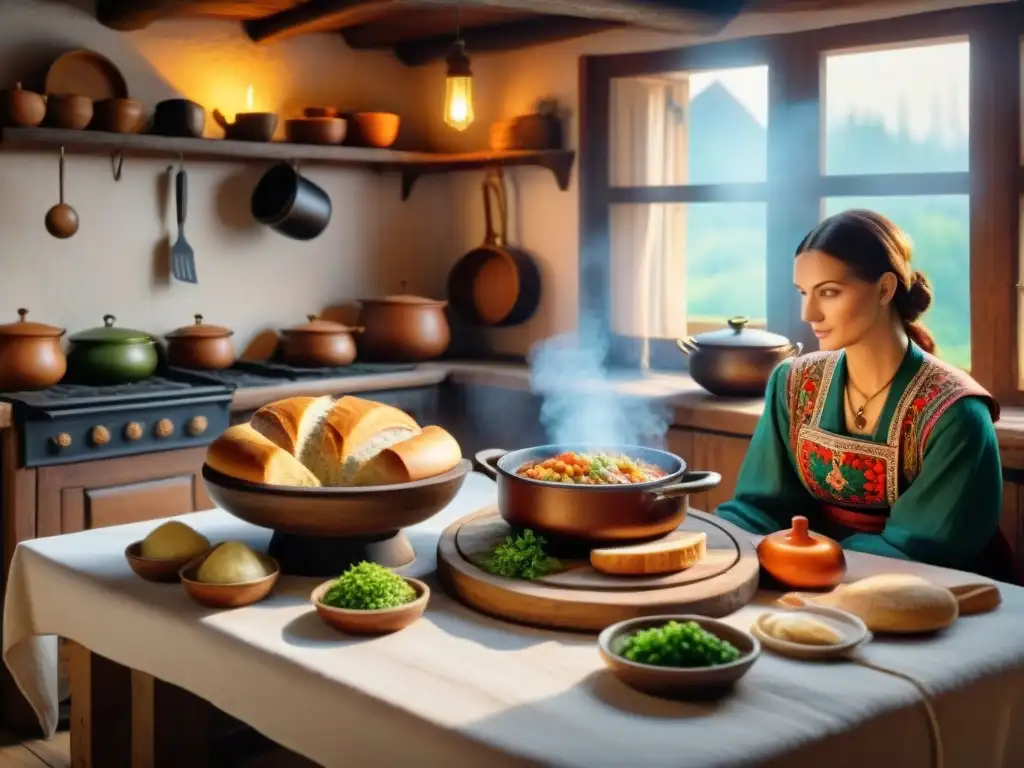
[94,0,177,30]
[375,16,624,66]
[244,0,404,43]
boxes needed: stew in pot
[515,451,668,485]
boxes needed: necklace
[846,371,899,431]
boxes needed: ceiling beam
[244,0,405,43]
[373,16,625,66]
[95,0,181,30]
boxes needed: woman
[716,209,1017,582]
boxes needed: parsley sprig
[483,529,560,580]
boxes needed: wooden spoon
[45,146,78,239]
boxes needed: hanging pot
[251,162,331,241]
[0,308,66,391]
[165,314,236,370]
[66,314,159,385]
[279,315,362,367]
[676,317,802,397]
[356,283,450,362]
[447,171,541,327]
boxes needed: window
[582,8,1020,396]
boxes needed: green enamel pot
[66,314,159,385]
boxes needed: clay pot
[285,117,347,145]
[356,284,450,362]
[756,515,847,589]
[348,112,400,148]
[0,83,47,128]
[279,315,362,367]
[165,314,236,370]
[91,97,145,134]
[44,94,93,131]
[0,308,67,391]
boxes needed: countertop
[1,361,1022,461]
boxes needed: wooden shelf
[0,127,575,200]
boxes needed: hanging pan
[447,170,541,327]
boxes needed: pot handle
[653,470,722,500]
[676,337,698,355]
[788,342,804,358]
[474,448,507,479]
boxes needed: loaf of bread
[250,395,334,457]
[353,425,463,486]
[780,573,960,634]
[206,423,321,487]
[757,612,844,646]
[590,532,707,575]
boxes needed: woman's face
[794,249,892,351]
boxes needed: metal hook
[178,152,184,171]
[111,150,124,182]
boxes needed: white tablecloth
[5,471,1024,768]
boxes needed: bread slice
[206,423,321,487]
[353,425,463,486]
[590,532,707,575]
[250,395,334,457]
[299,395,421,486]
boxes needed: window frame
[579,3,1021,403]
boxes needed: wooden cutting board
[436,507,760,632]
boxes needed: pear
[196,541,268,585]
[140,521,210,560]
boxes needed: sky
[687,39,970,142]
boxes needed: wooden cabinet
[668,428,751,514]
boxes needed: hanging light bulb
[444,13,474,132]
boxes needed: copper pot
[165,314,236,370]
[0,308,66,391]
[756,516,847,589]
[0,83,46,128]
[356,283,450,362]
[475,444,722,544]
[279,315,362,367]
[676,316,802,397]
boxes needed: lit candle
[245,84,254,114]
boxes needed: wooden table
[6,473,1024,768]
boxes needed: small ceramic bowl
[124,541,209,583]
[311,576,429,635]
[750,605,870,661]
[598,614,760,699]
[179,549,280,608]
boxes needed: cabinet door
[37,447,213,536]
[669,429,750,514]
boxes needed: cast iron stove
[181,360,419,388]
[1,369,234,468]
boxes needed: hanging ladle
[45,146,78,240]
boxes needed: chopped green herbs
[483,529,560,580]
[620,620,742,668]
[321,561,416,611]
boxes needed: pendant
[854,408,867,430]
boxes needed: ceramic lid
[69,314,154,344]
[283,314,362,334]
[690,317,792,350]
[0,308,64,338]
[166,314,234,339]
[360,281,447,308]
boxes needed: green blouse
[716,343,1003,571]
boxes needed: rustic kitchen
[0,0,1023,766]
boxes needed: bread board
[436,507,760,632]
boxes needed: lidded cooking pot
[0,308,67,391]
[676,316,802,397]
[165,314,236,370]
[279,314,362,367]
[66,314,159,385]
[356,282,450,362]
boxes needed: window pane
[823,196,970,370]
[609,202,767,340]
[824,40,969,175]
[609,66,768,187]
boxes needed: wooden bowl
[201,459,470,537]
[179,549,280,608]
[311,576,429,634]
[286,117,347,145]
[44,94,93,130]
[91,97,145,133]
[124,540,208,583]
[350,112,400,148]
[598,615,760,699]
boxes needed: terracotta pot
[0,83,46,128]
[66,314,159,385]
[756,515,847,589]
[0,308,67,391]
[91,97,145,134]
[279,315,362,367]
[676,317,803,397]
[356,283,450,362]
[165,314,236,370]
[44,94,93,131]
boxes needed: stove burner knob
[90,426,111,446]
[51,432,72,450]
[186,416,209,436]
[155,418,175,439]
[125,422,143,441]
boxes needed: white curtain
[609,76,690,365]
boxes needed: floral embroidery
[787,352,834,449]
[796,436,890,508]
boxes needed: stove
[182,360,419,388]
[1,369,234,468]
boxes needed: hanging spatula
[170,165,197,283]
